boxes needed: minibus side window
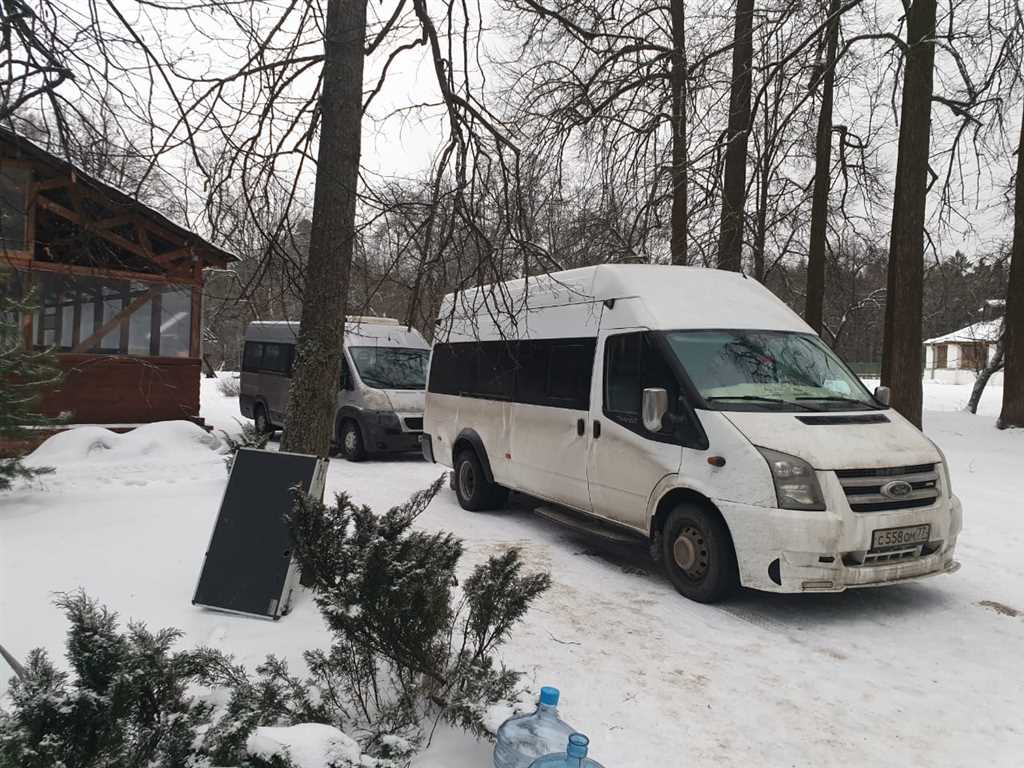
[604,332,680,436]
[242,342,263,372]
[261,343,289,375]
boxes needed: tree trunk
[716,0,754,272]
[999,103,1024,429]
[966,337,1004,414]
[280,0,366,455]
[804,0,840,333]
[669,0,689,265]
[879,0,936,429]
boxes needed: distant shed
[0,128,236,425]
[923,319,1003,386]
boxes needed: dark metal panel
[193,448,325,619]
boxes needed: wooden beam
[4,254,193,286]
[95,214,137,231]
[71,287,157,353]
[35,197,175,276]
[29,176,73,195]
[154,246,192,265]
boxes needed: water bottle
[493,686,577,768]
[528,733,605,768]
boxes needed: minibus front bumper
[718,494,962,593]
[360,411,423,454]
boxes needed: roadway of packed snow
[1,374,1022,767]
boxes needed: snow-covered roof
[441,264,811,337]
[245,319,428,349]
[924,319,1003,345]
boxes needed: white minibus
[421,265,961,602]
[240,317,429,460]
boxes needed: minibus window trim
[601,331,708,449]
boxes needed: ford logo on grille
[881,480,913,499]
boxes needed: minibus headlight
[757,447,826,511]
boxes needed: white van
[240,317,430,460]
[422,265,962,602]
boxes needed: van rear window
[242,341,293,375]
[428,338,595,410]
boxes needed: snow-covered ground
[1,374,1022,767]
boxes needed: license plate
[871,524,931,549]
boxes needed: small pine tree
[222,420,272,473]
[1,270,61,490]
[0,592,219,768]
[284,477,551,757]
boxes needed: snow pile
[246,724,374,768]
[24,421,223,467]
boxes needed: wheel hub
[344,430,357,452]
[459,462,476,499]
[673,525,709,579]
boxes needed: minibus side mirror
[874,385,891,406]
[642,388,669,432]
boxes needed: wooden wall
[40,355,201,424]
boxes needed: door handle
[593,420,601,439]
[577,418,585,436]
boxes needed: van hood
[381,389,425,414]
[721,409,940,470]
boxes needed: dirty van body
[240,317,430,460]
[422,265,961,603]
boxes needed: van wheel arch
[649,489,736,564]
[452,429,495,485]
[651,489,739,602]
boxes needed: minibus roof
[245,318,429,349]
[439,264,811,336]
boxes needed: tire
[660,502,738,603]
[454,448,508,511]
[253,404,273,436]
[338,419,367,462]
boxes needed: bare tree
[880,0,938,428]
[716,0,755,272]
[999,104,1024,427]
[804,0,841,332]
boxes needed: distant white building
[923,318,1003,385]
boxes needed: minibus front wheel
[661,503,738,603]
[338,419,367,462]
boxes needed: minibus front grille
[835,464,939,512]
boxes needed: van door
[509,338,595,512]
[586,330,683,529]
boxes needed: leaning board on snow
[193,448,328,620]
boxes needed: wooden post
[190,255,203,358]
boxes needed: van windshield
[663,330,880,411]
[349,346,430,390]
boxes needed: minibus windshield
[349,347,430,390]
[663,330,880,411]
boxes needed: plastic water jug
[528,733,605,768]
[493,687,577,768]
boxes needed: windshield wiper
[705,395,820,412]
[796,395,876,409]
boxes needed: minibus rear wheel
[661,503,738,603]
[254,404,273,436]
[454,449,508,511]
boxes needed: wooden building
[1,129,235,425]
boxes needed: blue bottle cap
[539,686,560,706]
[567,733,589,758]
